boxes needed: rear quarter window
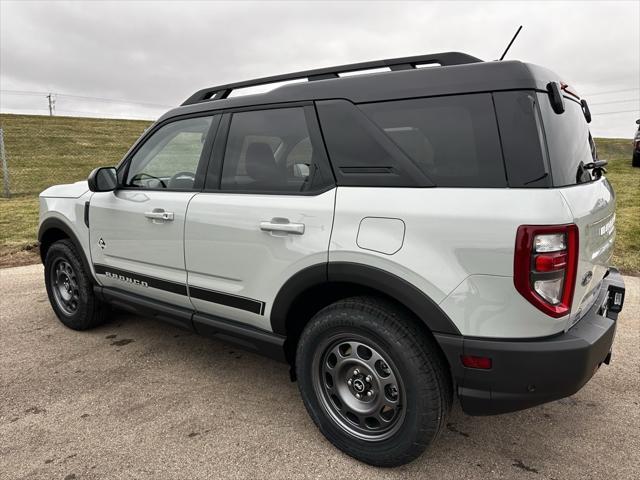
[493,91,551,188]
[537,93,595,187]
[360,94,506,187]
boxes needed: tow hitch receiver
[608,285,625,314]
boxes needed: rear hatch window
[537,93,597,187]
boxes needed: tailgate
[560,178,616,325]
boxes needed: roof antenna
[499,25,523,61]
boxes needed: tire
[296,296,452,467]
[44,239,108,330]
[632,151,640,168]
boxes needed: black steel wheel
[296,296,452,467]
[44,239,108,330]
[314,334,405,441]
[50,258,80,316]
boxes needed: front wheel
[44,239,108,330]
[296,296,452,467]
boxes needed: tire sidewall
[44,240,95,329]
[296,303,444,464]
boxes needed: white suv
[38,52,626,466]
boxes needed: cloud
[1,0,638,137]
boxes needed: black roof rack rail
[181,51,482,106]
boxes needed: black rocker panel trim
[192,313,284,360]
[96,285,193,331]
[94,285,286,362]
[189,286,265,315]
[93,264,265,315]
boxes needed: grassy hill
[0,113,638,273]
[0,114,152,265]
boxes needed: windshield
[537,93,596,187]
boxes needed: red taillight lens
[461,355,492,369]
[514,224,578,318]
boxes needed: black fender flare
[270,261,461,337]
[38,217,96,283]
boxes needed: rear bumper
[436,268,626,415]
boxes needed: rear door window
[537,93,595,187]
[359,94,506,187]
[220,107,332,193]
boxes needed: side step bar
[94,286,286,362]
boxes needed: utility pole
[46,93,55,116]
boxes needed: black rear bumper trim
[436,268,625,415]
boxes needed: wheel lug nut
[347,379,352,386]
[367,390,373,397]
[365,375,372,382]
[353,369,359,376]
[355,393,361,399]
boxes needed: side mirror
[88,167,117,192]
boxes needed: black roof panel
[159,57,561,122]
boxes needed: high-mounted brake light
[514,224,579,318]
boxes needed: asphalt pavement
[1,264,638,480]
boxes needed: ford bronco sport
[39,52,626,467]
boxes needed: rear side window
[360,94,506,187]
[220,107,331,193]
[537,93,595,187]
[316,99,430,187]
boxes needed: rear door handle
[260,218,305,235]
[144,209,174,222]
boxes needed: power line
[590,98,640,106]
[0,89,173,109]
[583,87,640,97]
[591,109,639,116]
[0,106,157,121]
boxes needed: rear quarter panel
[330,187,575,338]
[559,178,616,325]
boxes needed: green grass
[0,113,638,274]
[0,114,151,253]
[601,140,640,275]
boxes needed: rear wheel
[296,296,451,467]
[44,239,108,330]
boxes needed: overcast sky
[1,0,638,137]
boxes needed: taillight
[514,224,579,318]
